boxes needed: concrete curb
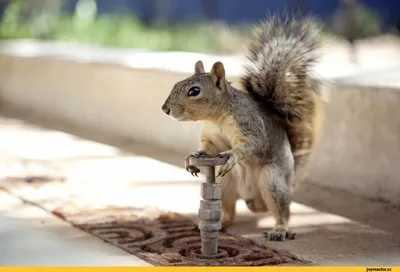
[0,41,399,206]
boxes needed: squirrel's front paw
[217,152,236,177]
[186,165,201,177]
[187,150,208,158]
[184,150,207,177]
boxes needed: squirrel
[161,15,323,241]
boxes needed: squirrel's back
[240,15,323,185]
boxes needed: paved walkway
[0,190,150,266]
[0,116,398,266]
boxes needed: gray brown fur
[241,15,324,189]
[241,15,320,124]
[161,16,323,241]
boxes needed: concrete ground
[0,115,399,266]
[0,191,150,266]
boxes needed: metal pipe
[188,155,229,256]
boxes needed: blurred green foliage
[0,0,30,39]
[331,2,383,39]
[0,0,248,53]
[50,15,248,53]
[0,0,390,53]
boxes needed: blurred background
[0,0,400,266]
[1,0,399,53]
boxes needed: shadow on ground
[1,104,399,237]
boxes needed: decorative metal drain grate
[76,213,304,266]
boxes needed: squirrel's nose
[162,104,170,115]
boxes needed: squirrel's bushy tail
[240,15,320,124]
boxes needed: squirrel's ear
[194,60,205,74]
[210,61,227,91]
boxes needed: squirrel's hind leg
[245,194,269,213]
[258,163,294,241]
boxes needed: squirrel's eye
[187,86,201,97]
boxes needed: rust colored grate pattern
[75,213,304,266]
[0,177,306,266]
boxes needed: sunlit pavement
[0,191,151,266]
[0,117,399,266]
[1,37,400,81]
